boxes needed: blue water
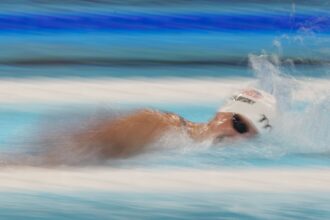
[0,191,329,220]
[0,1,329,219]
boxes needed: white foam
[0,77,328,104]
[0,167,329,192]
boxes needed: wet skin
[64,109,258,159]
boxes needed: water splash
[275,96,330,154]
[248,53,298,111]
[247,52,330,156]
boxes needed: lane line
[0,168,329,192]
[0,78,327,104]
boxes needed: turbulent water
[0,1,329,219]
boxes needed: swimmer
[47,88,277,161]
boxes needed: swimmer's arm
[71,109,182,158]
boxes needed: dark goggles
[232,114,249,134]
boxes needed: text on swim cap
[232,95,255,105]
[259,114,272,130]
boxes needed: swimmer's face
[208,112,258,143]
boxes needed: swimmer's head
[219,88,277,134]
[208,112,258,143]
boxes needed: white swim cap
[219,88,277,133]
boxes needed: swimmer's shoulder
[161,111,188,126]
[129,108,188,127]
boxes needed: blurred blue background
[0,0,329,78]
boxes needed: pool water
[0,1,329,219]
